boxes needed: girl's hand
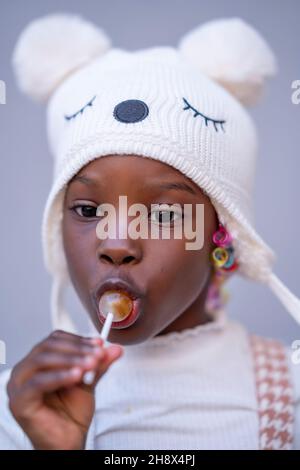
[6,329,123,450]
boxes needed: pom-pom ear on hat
[12,13,111,103]
[178,17,277,105]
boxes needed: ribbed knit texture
[43,47,268,287]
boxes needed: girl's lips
[96,278,143,302]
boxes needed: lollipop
[82,291,133,385]
[98,290,133,322]
[82,310,114,386]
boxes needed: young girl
[0,13,299,450]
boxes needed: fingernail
[82,370,96,385]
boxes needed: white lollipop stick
[99,312,114,342]
[82,312,114,385]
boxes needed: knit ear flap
[178,17,277,106]
[12,13,111,103]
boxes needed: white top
[1,311,300,450]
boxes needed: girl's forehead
[68,154,204,198]
[75,154,193,183]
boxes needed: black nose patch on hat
[113,99,149,123]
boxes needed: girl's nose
[97,239,142,266]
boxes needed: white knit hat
[11,13,300,332]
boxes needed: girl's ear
[178,17,277,106]
[12,13,112,103]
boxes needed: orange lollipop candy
[98,290,133,322]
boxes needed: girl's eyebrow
[70,175,197,196]
[145,181,197,196]
[70,175,97,185]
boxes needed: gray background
[1,0,299,369]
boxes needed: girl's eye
[71,205,98,218]
[149,207,183,225]
[65,95,96,121]
[182,97,226,132]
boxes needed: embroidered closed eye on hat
[11,13,300,331]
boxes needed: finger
[11,343,104,386]
[41,337,104,356]
[51,330,103,345]
[30,350,105,372]
[48,330,102,346]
